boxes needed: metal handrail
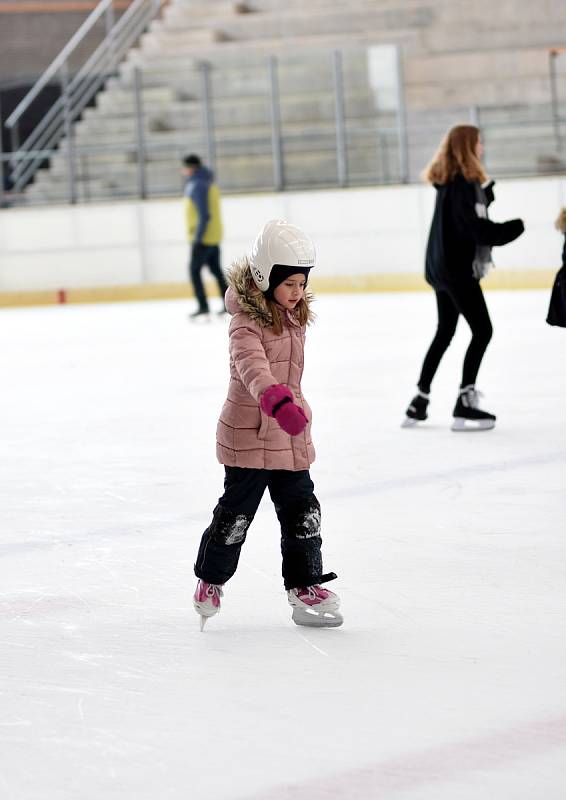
[5,0,115,130]
[5,0,164,195]
[11,2,145,178]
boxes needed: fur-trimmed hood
[225,256,315,328]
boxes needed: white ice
[1,290,565,800]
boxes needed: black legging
[417,280,493,394]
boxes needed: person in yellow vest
[182,154,228,318]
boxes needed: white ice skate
[188,309,211,323]
[193,580,223,631]
[287,585,343,628]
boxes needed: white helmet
[249,220,316,292]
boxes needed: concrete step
[95,85,178,108]
[406,74,555,110]
[28,145,396,200]
[162,0,432,29]
[166,0,429,17]
[51,117,398,171]
[412,5,564,58]
[144,26,230,46]
[67,96,397,152]
[123,28,418,73]
[72,89,383,144]
[86,106,192,133]
[163,0,245,21]
[143,5,433,50]
[17,0,566,204]
[69,116,392,146]
[406,48,551,87]
[117,56,373,97]
[476,103,556,125]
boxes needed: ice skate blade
[189,313,211,323]
[451,417,495,432]
[193,603,219,629]
[401,416,422,428]
[292,607,343,628]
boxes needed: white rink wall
[1,175,565,293]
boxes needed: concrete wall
[1,175,565,301]
[0,2,135,88]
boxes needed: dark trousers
[417,281,493,394]
[194,467,331,591]
[189,243,228,311]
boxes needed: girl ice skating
[402,124,524,431]
[193,220,342,630]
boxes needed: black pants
[189,243,228,311]
[194,467,333,590]
[417,281,493,394]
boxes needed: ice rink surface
[1,289,565,800]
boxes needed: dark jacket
[546,234,566,327]
[425,174,524,290]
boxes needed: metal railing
[4,0,165,199]
[1,34,565,207]
[1,44,412,204]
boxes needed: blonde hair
[424,124,487,185]
[266,295,311,336]
[555,207,566,233]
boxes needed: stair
[17,0,566,204]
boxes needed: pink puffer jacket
[216,257,316,471]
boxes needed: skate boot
[193,580,223,631]
[401,390,430,428]
[451,385,496,432]
[287,584,343,628]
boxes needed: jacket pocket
[257,411,270,441]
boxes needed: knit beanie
[264,264,311,300]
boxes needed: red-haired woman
[403,125,524,431]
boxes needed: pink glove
[260,384,308,436]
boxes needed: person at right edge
[402,124,524,432]
[545,207,566,328]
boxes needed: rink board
[0,269,556,307]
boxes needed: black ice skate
[451,385,496,432]
[401,390,430,428]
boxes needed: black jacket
[425,174,524,290]
[546,234,566,327]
